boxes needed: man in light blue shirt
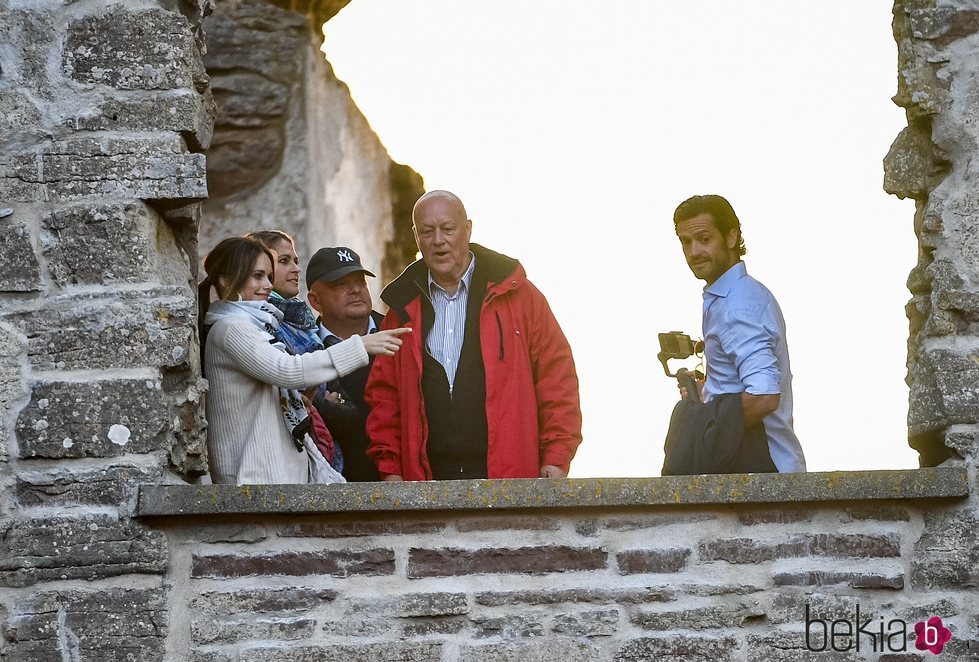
[673,194,806,472]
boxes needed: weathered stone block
[64,9,205,90]
[631,601,764,630]
[40,202,159,286]
[191,588,337,616]
[576,513,716,536]
[68,91,215,151]
[203,1,307,83]
[615,635,738,661]
[239,642,443,662]
[884,124,937,200]
[842,506,911,522]
[698,533,900,563]
[910,7,979,47]
[12,292,194,371]
[192,549,395,578]
[184,525,268,544]
[475,587,675,607]
[738,509,814,525]
[0,516,167,587]
[454,516,560,532]
[40,136,207,201]
[16,378,171,459]
[2,588,167,661]
[401,616,466,637]
[459,640,601,662]
[552,609,620,637]
[397,592,468,617]
[767,592,860,626]
[911,509,979,589]
[0,322,29,463]
[15,464,164,507]
[471,613,544,639]
[616,548,691,574]
[408,546,607,578]
[945,427,979,458]
[0,221,42,292]
[747,632,862,661]
[773,570,904,589]
[279,520,445,538]
[192,616,316,645]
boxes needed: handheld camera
[657,331,704,403]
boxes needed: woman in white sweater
[198,236,408,485]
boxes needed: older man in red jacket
[365,190,582,481]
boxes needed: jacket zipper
[495,312,504,361]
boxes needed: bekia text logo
[805,604,954,654]
[914,616,952,655]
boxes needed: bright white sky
[322,1,920,477]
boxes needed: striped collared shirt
[426,253,476,391]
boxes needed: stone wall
[2,0,979,660]
[200,0,422,288]
[885,0,979,466]
[135,471,976,660]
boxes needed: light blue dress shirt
[701,261,806,472]
[426,253,476,391]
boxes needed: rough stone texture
[11,291,194,371]
[471,612,544,639]
[16,378,171,459]
[0,221,42,292]
[200,0,422,294]
[15,463,165,508]
[0,515,167,587]
[397,593,469,618]
[475,588,676,607]
[0,322,28,464]
[615,635,738,661]
[698,533,901,563]
[458,640,601,662]
[746,632,862,661]
[1,588,167,661]
[237,643,443,662]
[134,468,970,516]
[193,616,317,645]
[889,0,979,463]
[911,508,979,589]
[191,588,337,615]
[616,548,691,574]
[192,549,396,578]
[551,609,620,637]
[64,9,206,91]
[630,601,765,630]
[279,519,446,537]
[772,570,905,589]
[407,546,608,578]
[39,203,181,287]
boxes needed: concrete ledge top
[136,467,969,517]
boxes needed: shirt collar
[428,251,476,297]
[320,314,377,340]
[704,261,747,298]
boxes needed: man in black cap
[306,246,385,481]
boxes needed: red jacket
[365,245,582,480]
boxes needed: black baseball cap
[306,246,376,287]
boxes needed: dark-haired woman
[198,236,409,484]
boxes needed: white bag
[303,435,347,484]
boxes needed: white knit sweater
[204,317,369,484]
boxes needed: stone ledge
[135,468,969,517]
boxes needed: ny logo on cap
[337,249,353,262]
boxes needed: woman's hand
[362,327,412,356]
